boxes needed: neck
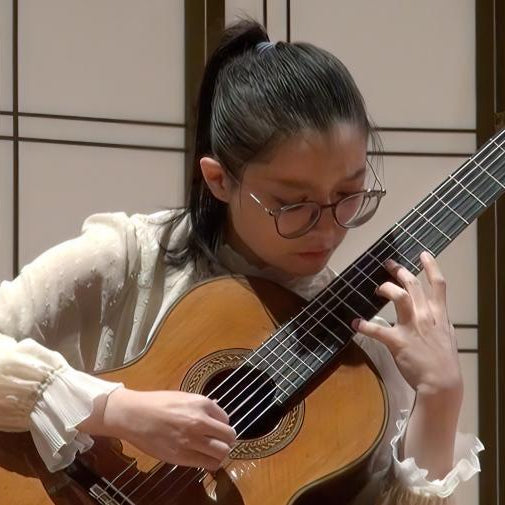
[223,218,269,270]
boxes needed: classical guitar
[1,128,504,505]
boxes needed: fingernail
[352,318,361,330]
[384,258,394,268]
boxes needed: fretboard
[250,128,505,408]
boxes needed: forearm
[401,385,463,480]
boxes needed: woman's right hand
[78,387,236,471]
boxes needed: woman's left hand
[352,251,463,399]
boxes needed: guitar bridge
[90,483,135,505]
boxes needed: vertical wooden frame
[184,0,225,198]
[476,0,505,503]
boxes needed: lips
[297,249,331,259]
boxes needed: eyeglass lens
[276,193,382,238]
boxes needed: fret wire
[459,157,505,206]
[271,334,316,374]
[350,260,380,288]
[464,155,505,206]
[299,306,349,344]
[428,190,469,224]
[331,273,381,312]
[493,139,505,156]
[283,319,336,353]
[316,286,366,320]
[475,159,505,188]
[243,346,307,400]
[263,333,316,374]
[398,132,505,231]
[447,174,486,207]
[308,296,360,336]
[278,326,326,364]
[385,229,426,270]
[375,138,505,263]
[412,204,452,240]
[393,205,459,264]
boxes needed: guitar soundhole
[202,367,283,440]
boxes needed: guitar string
[104,130,505,504]
[148,127,505,438]
[133,131,505,504]
[107,129,505,504]
[107,130,505,505]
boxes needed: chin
[281,257,330,277]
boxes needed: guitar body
[0,275,387,505]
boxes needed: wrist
[415,381,463,422]
[77,385,129,438]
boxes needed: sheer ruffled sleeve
[352,319,484,504]
[0,212,140,471]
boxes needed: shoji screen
[226,1,479,504]
[0,0,185,279]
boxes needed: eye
[274,195,308,207]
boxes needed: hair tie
[256,41,276,54]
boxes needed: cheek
[229,201,293,257]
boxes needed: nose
[313,205,344,238]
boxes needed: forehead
[246,123,368,186]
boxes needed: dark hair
[160,18,380,269]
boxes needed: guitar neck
[251,128,505,407]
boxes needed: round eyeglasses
[248,188,386,238]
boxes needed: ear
[200,157,235,203]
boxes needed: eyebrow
[269,167,367,190]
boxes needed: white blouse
[0,209,483,502]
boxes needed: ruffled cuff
[28,366,122,473]
[390,409,484,498]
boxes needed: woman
[0,19,482,504]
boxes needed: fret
[466,157,505,205]
[383,232,423,272]
[448,173,486,207]
[306,299,353,338]
[282,317,336,355]
[475,158,505,189]
[277,324,326,365]
[428,190,469,224]
[254,335,314,381]
[332,274,380,313]
[493,139,505,154]
[394,206,458,265]
[309,295,362,339]
[317,286,364,320]
[412,204,452,240]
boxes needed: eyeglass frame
[225,162,386,239]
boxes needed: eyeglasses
[248,188,386,238]
[226,164,386,239]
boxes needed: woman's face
[223,123,368,277]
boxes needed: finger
[352,318,401,353]
[375,281,413,325]
[420,251,447,309]
[192,437,231,462]
[206,398,230,424]
[385,259,427,312]
[176,449,222,472]
[202,417,237,446]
